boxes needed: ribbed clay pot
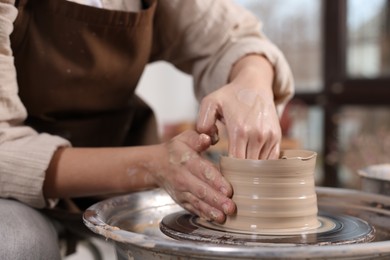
[218,150,319,234]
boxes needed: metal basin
[83,187,390,259]
[358,164,390,196]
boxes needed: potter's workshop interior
[1,0,390,260]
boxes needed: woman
[0,0,294,258]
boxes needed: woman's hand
[44,130,235,223]
[197,55,281,160]
[151,130,236,223]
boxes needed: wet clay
[216,150,319,234]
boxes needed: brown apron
[10,0,159,253]
[11,0,158,147]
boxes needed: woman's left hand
[197,55,281,160]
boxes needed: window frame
[294,0,390,186]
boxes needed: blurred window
[235,0,323,92]
[338,106,390,188]
[347,0,390,78]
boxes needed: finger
[227,126,248,158]
[179,196,205,219]
[181,193,228,223]
[179,169,236,218]
[246,131,264,160]
[258,139,272,159]
[185,157,233,197]
[196,100,220,142]
[177,131,212,153]
[259,130,281,159]
[207,125,219,145]
[267,142,280,160]
[181,203,212,222]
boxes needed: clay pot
[218,150,319,234]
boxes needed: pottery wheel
[160,211,375,246]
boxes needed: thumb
[196,102,220,144]
[177,131,212,152]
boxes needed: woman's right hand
[43,129,235,223]
[150,130,236,223]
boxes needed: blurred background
[136,0,390,190]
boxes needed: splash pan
[160,211,375,245]
[83,187,390,259]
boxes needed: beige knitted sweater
[0,0,294,208]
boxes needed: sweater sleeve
[0,1,70,208]
[151,0,294,115]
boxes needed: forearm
[43,130,236,223]
[228,54,275,100]
[43,146,160,199]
